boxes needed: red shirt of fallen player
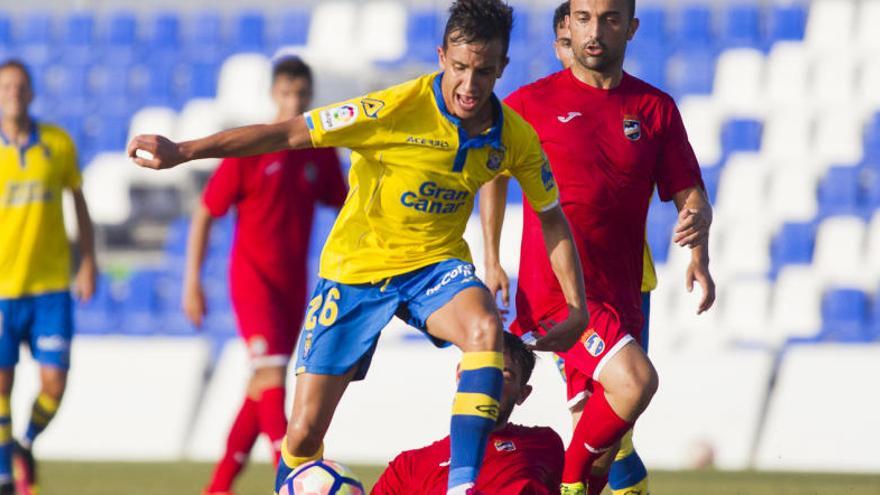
[507,69,703,359]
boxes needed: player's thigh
[29,291,74,370]
[295,278,399,380]
[424,286,502,352]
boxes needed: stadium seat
[761,108,813,165]
[861,165,880,218]
[667,48,716,97]
[714,153,768,227]
[405,10,442,63]
[678,96,722,166]
[81,153,134,226]
[712,48,765,117]
[805,0,856,50]
[623,46,668,89]
[820,288,870,342]
[865,212,880,285]
[813,109,864,168]
[633,6,667,44]
[119,269,161,335]
[187,10,226,63]
[637,349,774,469]
[0,13,11,48]
[235,10,266,53]
[767,3,807,43]
[813,215,869,288]
[276,9,311,47]
[90,115,129,153]
[19,12,53,45]
[721,118,763,156]
[720,278,773,346]
[150,12,181,50]
[770,221,815,277]
[306,1,359,68]
[185,61,219,99]
[646,199,677,264]
[74,274,118,334]
[818,167,860,218]
[62,12,96,65]
[105,11,139,65]
[871,290,880,340]
[769,265,823,342]
[856,0,880,53]
[360,1,407,64]
[173,98,224,172]
[811,55,858,112]
[763,42,811,111]
[129,184,183,223]
[216,53,274,126]
[128,106,177,146]
[721,3,762,49]
[863,113,880,161]
[714,221,772,283]
[675,5,716,51]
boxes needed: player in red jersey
[372,332,563,495]
[481,1,715,494]
[183,57,347,495]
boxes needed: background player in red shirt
[372,332,563,495]
[183,57,347,495]
[481,1,715,494]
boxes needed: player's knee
[40,370,67,400]
[463,313,502,352]
[286,419,322,457]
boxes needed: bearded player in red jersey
[183,57,347,495]
[481,1,715,494]
[372,332,564,495]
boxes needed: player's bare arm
[479,175,512,309]
[71,189,96,302]
[672,186,715,314]
[182,204,213,327]
[533,205,589,352]
[127,115,312,170]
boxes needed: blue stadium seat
[0,13,12,48]
[164,217,190,256]
[859,166,880,215]
[871,292,880,341]
[119,270,162,335]
[722,3,762,49]
[494,60,529,99]
[668,49,716,96]
[20,12,53,45]
[864,112,880,161]
[510,9,530,47]
[625,46,669,89]
[108,11,138,45]
[93,116,129,152]
[151,12,181,50]
[74,274,118,334]
[770,221,815,277]
[675,5,716,51]
[721,118,763,156]
[189,11,225,54]
[236,11,266,52]
[818,167,860,218]
[65,12,95,46]
[406,10,442,63]
[187,61,219,98]
[768,3,807,43]
[820,288,870,342]
[46,63,91,99]
[700,165,721,203]
[634,6,668,44]
[646,196,678,264]
[277,9,310,46]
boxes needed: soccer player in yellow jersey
[129,2,588,494]
[0,59,97,495]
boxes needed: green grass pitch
[36,461,880,494]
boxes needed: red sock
[207,397,260,492]
[587,472,609,495]
[258,386,288,466]
[562,387,633,484]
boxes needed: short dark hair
[503,332,536,388]
[443,0,514,58]
[0,58,33,89]
[553,1,570,33]
[272,56,312,85]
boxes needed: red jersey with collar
[371,424,563,495]
[506,70,703,333]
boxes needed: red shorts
[232,295,304,368]
[510,301,639,410]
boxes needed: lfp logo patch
[582,329,605,357]
[623,116,641,141]
[320,104,359,131]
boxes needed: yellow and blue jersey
[305,72,560,284]
[0,122,80,298]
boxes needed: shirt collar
[432,72,504,150]
[0,118,40,150]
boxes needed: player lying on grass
[128,2,588,494]
[184,56,347,495]
[372,332,563,495]
[480,0,714,494]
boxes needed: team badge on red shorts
[581,329,606,357]
[623,116,641,141]
[494,440,517,452]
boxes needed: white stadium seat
[306,1,363,70]
[638,349,775,470]
[678,96,722,166]
[763,42,811,111]
[761,107,813,163]
[81,152,133,225]
[714,152,769,227]
[810,55,858,112]
[720,278,773,346]
[756,344,880,472]
[769,265,823,342]
[766,167,819,227]
[128,106,177,145]
[359,1,408,63]
[813,215,869,288]
[173,98,225,172]
[805,0,857,50]
[713,221,772,284]
[22,337,210,460]
[857,58,880,113]
[812,109,864,166]
[216,53,275,126]
[865,212,880,285]
[713,48,765,118]
[856,1,880,52]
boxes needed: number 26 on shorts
[304,287,341,330]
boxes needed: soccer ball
[278,459,365,495]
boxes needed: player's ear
[627,17,639,41]
[515,384,532,405]
[437,45,447,70]
[497,56,510,79]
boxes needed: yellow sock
[275,436,323,494]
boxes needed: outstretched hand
[127,134,187,170]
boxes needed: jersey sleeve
[304,85,402,150]
[506,126,560,213]
[315,148,348,208]
[655,98,705,202]
[202,158,243,217]
[371,451,414,495]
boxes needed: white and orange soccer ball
[278,459,365,495]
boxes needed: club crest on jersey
[623,116,641,141]
[486,146,506,171]
[360,98,385,119]
[320,104,359,131]
[541,157,556,191]
[581,329,605,357]
[494,440,517,452]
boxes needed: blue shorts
[0,291,74,369]
[640,291,650,352]
[295,259,486,381]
